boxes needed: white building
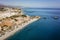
[0,7,23,19]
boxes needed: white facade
[0,8,23,19]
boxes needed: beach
[0,18,40,40]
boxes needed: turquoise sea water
[6,8,60,40]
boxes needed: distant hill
[0,4,22,8]
[0,4,14,8]
[0,4,7,7]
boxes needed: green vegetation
[0,8,6,11]
[10,15,20,19]
[21,15,27,17]
[14,19,18,21]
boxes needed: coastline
[0,18,40,40]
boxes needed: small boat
[52,16,59,20]
[43,17,47,19]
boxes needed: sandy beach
[0,18,40,40]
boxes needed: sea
[6,8,60,40]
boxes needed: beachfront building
[0,7,23,20]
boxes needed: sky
[0,0,60,8]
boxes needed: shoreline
[0,18,40,40]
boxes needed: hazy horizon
[0,0,60,8]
